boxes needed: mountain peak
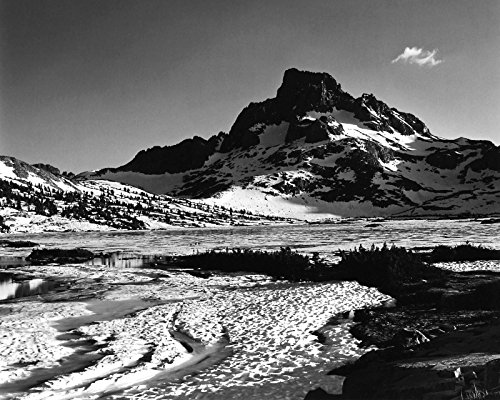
[277,68,342,99]
[275,68,346,120]
[86,68,499,218]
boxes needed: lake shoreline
[0,222,499,399]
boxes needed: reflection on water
[0,273,55,301]
[85,252,157,269]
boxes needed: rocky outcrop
[335,321,500,400]
[275,68,350,119]
[426,149,465,169]
[330,259,500,399]
[219,68,431,153]
[32,163,61,176]
[120,133,226,174]
[468,145,500,172]
[286,116,345,143]
[352,94,429,136]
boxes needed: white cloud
[392,46,443,67]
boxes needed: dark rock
[301,122,329,143]
[463,370,478,383]
[334,268,500,399]
[286,116,345,144]
[32,163,61,176]
[26,248,95,264]
[421,389,461,400]
[276,68,347,120]
[468,145,500,172]
[351,93,430,136]
[304,387,338,399]
[341,363,458,400]
[484,359,500,389]
[120,133,225,174]
[220,99,281,152]
[390,328,430,347]
[426,150,465,170]
[0,240,38,248]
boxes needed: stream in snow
[0,219,498,399]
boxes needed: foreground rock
[333,320,500,399]
[330,267,500,400]
[26,248,95,264]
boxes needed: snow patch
[0,160,17,180]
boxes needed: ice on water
[0,220,499,399]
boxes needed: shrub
[429,244,500,263]
[0,215,9,233]
[335,244,443,293]
[0,240,38,248]
[165,244,450,288]
[27,248,95,264]
[173,247,331,281]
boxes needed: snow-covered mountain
[0,156,293,233]
[89,68,500,219]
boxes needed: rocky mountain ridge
[0,156,293,233]
[89,68,499,219]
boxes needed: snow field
[124,279,390,399]
[2,259,389,400]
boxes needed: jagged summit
[220,68,430,153]
[275,68,345,117]
[87,68,499,219]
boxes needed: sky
[0,0,499,173]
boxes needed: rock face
[32,163,61,176]
[89,68,500,218]
[336,320,500,400]
[330,264,500,400]
[116,133,226,175]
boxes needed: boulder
[484,358,500,389]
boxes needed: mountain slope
[89,68,500,218]
[0,156,293,233]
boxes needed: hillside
[0,156,294,233]
[89,68,500,219]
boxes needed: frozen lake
[0,219,499,399]
[2,219,499,258]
